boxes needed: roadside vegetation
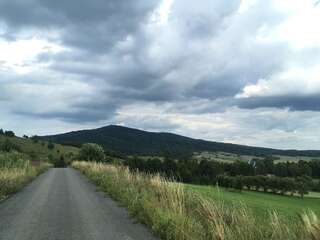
[0,152,51,200]
[0,129,78,167]
[73,161,320,240]
[0,128,77,200]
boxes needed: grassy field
[73,161,320,240]
[193,151,320,163]
[187,184,320,223]
[0,135,79,162]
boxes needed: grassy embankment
[73,161,320,240]
[0,152,51,200]
[0,135,78,162]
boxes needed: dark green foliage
[0,129,4,135]
[31,135,40,143]
[79,143,105,162]
[234,176,243,191]
[125,155,319,197]
[295,176,312,198]
[40,125,320,158]
[0,139,20,152]
[28,151,37,161]
[47,141,55,150]
[4,130,15,137]
[54,155,67,168]
[217,175,311,198]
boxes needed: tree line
[0,129,15,137]
[125,157,320,197]
[75,143,320,197]
[126,156,320,179]
[216,175,313,198]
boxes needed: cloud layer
[0,0,320,149]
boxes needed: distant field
[187,184,320,222]
[193,151,320,163]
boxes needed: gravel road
[0,168,158,240]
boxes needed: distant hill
[40,125,320,158]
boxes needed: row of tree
[0,129,15,137]
[216,175,313,198]
[125,157,320,194]
[126,157,320,180]
[73,143,320,197]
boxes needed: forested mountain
[41,125,320,158]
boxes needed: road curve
[0,168,158,240]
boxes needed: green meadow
[187,184,320,222]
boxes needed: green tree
[47,141,55,150]
[55,155,66,168]
[4,131,15,137]
[31,135,39,143]
[79,143,105,162]
[234,176,243,192]
[296,176,311,198]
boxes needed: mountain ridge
[40,125,320,157]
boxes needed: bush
[47,141,55,150]
[54,155,67,168]
[0,139,20,152]
[79,143,105,162]
[4,131,15,137]
[31,135,39,143]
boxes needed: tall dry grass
[0,154,51,199]
[72,161,319,240]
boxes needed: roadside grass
[0,152,51,200]
[73,161,320,240]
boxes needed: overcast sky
[1,0,320,150]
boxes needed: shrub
[47,141,55,150]
[0,139,20,152]
[79,143,105,162]
[4,131,15,137]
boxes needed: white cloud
[238,66,320,98]
[0,37,64,73]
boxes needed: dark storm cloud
[237,95,320,111]
[0,0,158,50]
[14,109,115,123]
